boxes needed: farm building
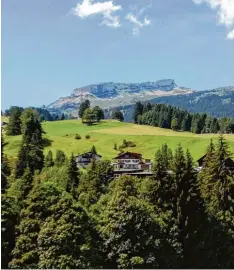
[76,152,102,168]
[112,152,152,178]
[197,154,234,171]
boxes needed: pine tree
[15,109,44,178]
[6,106,22,136]
[90,145,97,155]
[1,194,18,269]
[67,154,79,197]
[45,150,54,167]
[133,101,143,123]
[172,145,204,267]
[93,176,179,269]
[55,150,66,166]
[200,136,234,228]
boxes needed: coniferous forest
[133,102,234,134]
[1,108,234,269]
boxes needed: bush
[119,139,136,149]
[85,134,90,139]
[75,134,81,140]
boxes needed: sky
[2,0,234,109]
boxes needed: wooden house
[76,152,102,168]
[112,152,152,178]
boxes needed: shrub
[75,134,81,140]
[119,139,136,149]
[85,134,90,139]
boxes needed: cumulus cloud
[72,0,122,28]
[126,3,152,36]
[192,0,234,40]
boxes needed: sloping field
[3,120,234,162]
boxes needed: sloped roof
[76,152,102,158]
[113,152,142,160]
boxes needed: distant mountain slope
[47,81,234,120]
[114,86,234,122]
[48,79,194,111]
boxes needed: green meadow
[3,119,234,162]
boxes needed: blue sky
[2,0,234,109]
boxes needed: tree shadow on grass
[42,138,53,147]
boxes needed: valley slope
[4,120,234,162]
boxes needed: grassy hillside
[3,120,234,162]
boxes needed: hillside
[48,80,194,112]
[4,120,234,162]
[47,81,234,120]
[113,86,234,121]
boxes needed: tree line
[78,100,124,124]
[1,107,234,269]
[3,106,74,136]
[133,102,234,134]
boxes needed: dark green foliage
[133,101,144,123]
[85,134,90,139]
[90,145,97,154]
[75,133,81,140]
[112,109,124,122]
[55,150,66,166]
[60,113,65,120]
[171,118,180,131]
[1,136,11,193]
[82,108,96,125]
[15,143,44,179]
[93,106,104,121]
[1,194,18,269]
[78,100,90,119]
[93,176,179,269]
[67,154,79,197]
[21,109,43,145]
[134,103,234,134]
[4,133,234,268]
[199,136,234,229]
[6,106,23,136]
[152,144,174,209]
[114,142,117,150]
[15,109,44,178]
[119,139,136,149]
[9,182,101,269]
[78,161,113,207]
[45,150,54,167]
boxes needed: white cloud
[126,3,152,36]
[192,0,234,40]
[72,0,122,28]
[227,28,234,39]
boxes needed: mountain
[47,80,234,121]
[114,86,234,122]
[48,79,194,111]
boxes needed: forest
[133,102,234,134]
[1,108,234,269]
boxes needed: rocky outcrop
[48,80,193,111]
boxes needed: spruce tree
[55,150,66,166]
[15,109,44,178]
[45,150,54,167]
[200,136,234,229]
[6,106,22,136]
[67,153,79,197]
[90,145,97,155]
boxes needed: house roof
[197,154,234,168]
[113,152,142,160]
[76,152,102,159]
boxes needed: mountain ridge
[48,79,194,110]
